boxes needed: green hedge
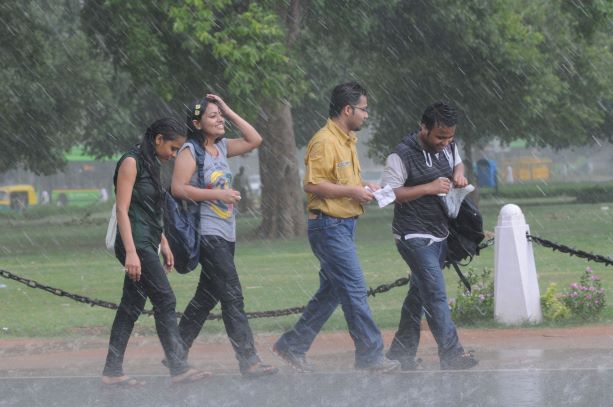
[480,181,613,202]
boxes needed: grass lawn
[1,200,612,337]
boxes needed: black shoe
[271,343,314,373]
[440,352,478,370]
[357,357,401,373]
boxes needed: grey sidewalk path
[2,326,613,376]
[2,326,613,406]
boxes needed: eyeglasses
[351,105,369,113]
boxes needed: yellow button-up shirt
[303,119,363,218]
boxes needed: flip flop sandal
[241,363,279,378]
[171,368,212,385]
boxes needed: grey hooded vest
[392,132,454,239]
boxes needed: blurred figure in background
[233,166,251,214]
[40,190,50,205]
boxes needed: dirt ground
[3,324,613,377]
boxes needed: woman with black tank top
[171,94,278,377]
[102,118,210,386]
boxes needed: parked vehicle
[51,188,101,207]
[0,184,38,211]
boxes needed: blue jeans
[275,214,384,368]
[387,238,464,364]
[103,247,189,377]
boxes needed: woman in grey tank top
[171,94,278,377]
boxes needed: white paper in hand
[365,185,396,208]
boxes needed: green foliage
[450,268,494,324]
[560,267,607,320]
[358,0,613,161]
[0,0,138,174]
[479,181,613,202]
[3,0,613,174]
[574,186,613,204]
[540,283,571,321]
[2,201,613,336]
[170,1,305,115]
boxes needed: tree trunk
[256,99,306,238]
[253,0,306,239]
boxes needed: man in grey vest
[382,101,478,370]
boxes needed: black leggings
[179,235,260,372]
[103,247,189,377]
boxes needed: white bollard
[494,204,542,324]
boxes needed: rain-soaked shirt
[304,119,364,218]
[113,147,163,252]
[182,139,236,242]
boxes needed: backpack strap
[190,141,206,189]
[451,261,472,293]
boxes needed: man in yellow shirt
[273,82,400,373]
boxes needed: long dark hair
[139,117,186,195]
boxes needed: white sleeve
[453,144,463,166]
[382,153,407,189]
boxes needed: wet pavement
[2,327,613,406]
[3,365,613,407]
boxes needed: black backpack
[163,141,205,274]
[446,196,485,265]
[444,194,485,293]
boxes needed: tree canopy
[293,0,613,163]
[2,0,612,230]
[0,0,139,174]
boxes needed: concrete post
[494,204,542,324]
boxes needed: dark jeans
[387,238,464,364]
[179,235,260,372]
[275,214,385,368]
[103,247,189,377]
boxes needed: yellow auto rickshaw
[0,184,38,211]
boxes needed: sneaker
[357,357,401,373]
[398,357,423,371]
[271,342,314,373]
[440,352,478,370]
[385,351,422,371]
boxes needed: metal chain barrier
[0,269,409,320]
[527,233,613,267]
[4,234,607,321]
[478,237,495,252]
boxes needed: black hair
[186,97,224,146]
[186,98,212,145]
[421,101,457,131]
[139,117,186,196]
[328,81,368,118]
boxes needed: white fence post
[494,204,542,324]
